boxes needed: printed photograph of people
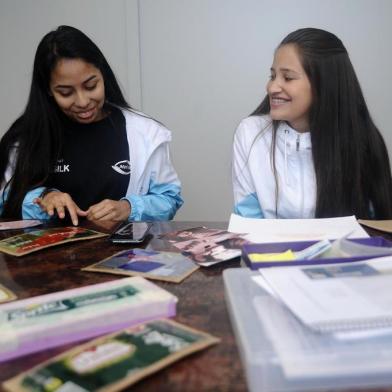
[160,227,248,266]
[160,227,224,243]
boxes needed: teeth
[77,109,94,119]
[271,98,288,104]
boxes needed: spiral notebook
[257,255,392,336]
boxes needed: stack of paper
[256,256,392,336]
[253,293,392,380]
[228,214,368,243]
[0,277,177,362]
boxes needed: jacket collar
[276,121,312,151]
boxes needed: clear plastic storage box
[223,268,392,392]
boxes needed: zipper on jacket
[296,134,300,151]
[298,135,306,216]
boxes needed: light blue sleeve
[123,180,183,221]
[122,142,183,221]
[234,192,264,218]
[0,186,51,220]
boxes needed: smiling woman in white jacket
[233,28,392,220]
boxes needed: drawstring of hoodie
[284,129,289,185]
[283,129,304,185]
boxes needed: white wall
[1,0,391,221]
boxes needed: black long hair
[252,28,392,219]
[0,25,131,218]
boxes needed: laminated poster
[3,319,219,392]
[0,227,107,256]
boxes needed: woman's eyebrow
[279,67,299,74]
[54,84,72,89]
[54,75,97,88]
[270,67,299,74]
[83,75,97,84]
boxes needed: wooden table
[0,221,246,392]
[1,221,391,392]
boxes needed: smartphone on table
[108,222,152,244]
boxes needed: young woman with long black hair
[0,26,183,225]
[232,28,392,219]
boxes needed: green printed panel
[7,286,138,322]
[21,321,204,391]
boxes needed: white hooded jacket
[232,115,316,218]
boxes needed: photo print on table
[83,248,199,283]
[160,227,249,267]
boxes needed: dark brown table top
[0,221,246,392]
[0,220,392,392]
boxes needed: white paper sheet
[228,214,368,243]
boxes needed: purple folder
[242,237,392,270]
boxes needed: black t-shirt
[47,107,130,211]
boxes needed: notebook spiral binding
[312,316,392,333]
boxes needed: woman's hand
[86,199,131,221]
[34,191,87,226]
